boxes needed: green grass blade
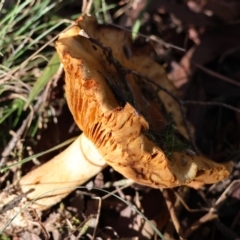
[132,0,151,40]
[0,137,76,173]
[25,53,60,108]
[5,20,65,66]
[0,105,17,124]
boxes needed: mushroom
[11,15,233,212]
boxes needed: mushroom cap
[56,15,232,188]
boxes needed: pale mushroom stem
[19,133,107,210]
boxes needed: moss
[0,235,11,240]
[146,122,190,158]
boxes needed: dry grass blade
[63,214,96,240]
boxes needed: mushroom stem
[19,133,107,210]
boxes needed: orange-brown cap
[55,15,232,189]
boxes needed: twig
[193,61,240,88]
[109,23,186,52]
[91,197,102,240]
[81,0,93,15]
[173,190,208,213]
[183,212,218,239]
[0,188,34,214]
[183,100,240,114]
[161,189,184,239]
[183,180,240,238]
[213,180,240,210]
[32,208,50,240]
[0,97,43,168]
